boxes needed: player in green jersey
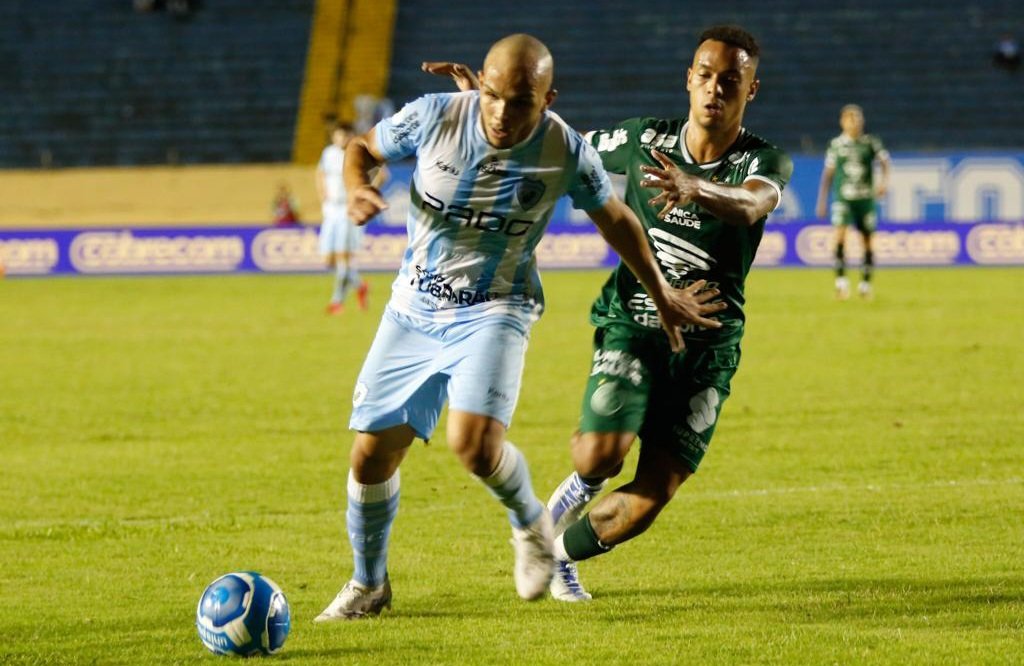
[426,25,791,602]
[815,104,890,299]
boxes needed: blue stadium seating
[386,0,1024,153]
[0,0,313,167]
[1,1,1021,167]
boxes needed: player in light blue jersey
[314,34,725,621]
[316,122,383,314]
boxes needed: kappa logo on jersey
[649,227,715,278]
[515,177,546,210]
[434,159,461,176]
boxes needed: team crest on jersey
[515,177,546,210]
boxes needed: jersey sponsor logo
[421,191,536,237]
[411,265,499,305]
[476,156,508,176]
[590,380,625,416]
[639,128,679,150]
[662,207,702,230]
[649,227,715,277]
[434,159,461,176]
[626,284,721,333]
[590,349,643,386]
[595,128,628,152]
[686,387,720,434]
[579,167,604,198]
[515,176,546,210]
[389,110,420,143]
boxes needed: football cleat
[834,277,850,301]
[858,281,873,299]
[357,282,370,311]
[313,578,392,622]
[510,509,555,600]
[548,473,606,536]
[550,560,592,602]
[326,302,344,315]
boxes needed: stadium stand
[0,0,314,168]
[1,0,1021,171]
[386,0,1024,153]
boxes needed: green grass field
[2,268,1022,664]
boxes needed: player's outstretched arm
[421,61,479,91]
[587,197,725,351]
[642,149,778,227]
[344,129,390,225]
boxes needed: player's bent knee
[571,431,633,477]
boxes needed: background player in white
[314,34,725,621]
[316,122,384,314]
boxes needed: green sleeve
[585,118,642,175]
[747,148,793,193]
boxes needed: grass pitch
[1,268,1022,664]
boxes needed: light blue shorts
[349,308,530,440]
[319,204,362,255]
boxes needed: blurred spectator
[993,34,1021,71]
[353,95,396,135]
[271,183,302,227]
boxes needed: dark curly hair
[698,25,760,59]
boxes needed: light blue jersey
[375,91,612,327]
[318,144,347,206]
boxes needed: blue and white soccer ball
[196,572,291,657]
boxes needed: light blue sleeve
[374,94,446,161]
[566,138,614,211]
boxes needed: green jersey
[825,133,888,202]
[586,118,792,346]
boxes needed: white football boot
[510,508,555,600]
[550,559,592,602]
[314,578,392,622]
[835,276,850,300]
[858,280,873,299]
[547,473,606,536]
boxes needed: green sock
[563,515,613,562]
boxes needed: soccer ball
[196,572,291,657]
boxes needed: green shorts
[578,324,741,473]
[831,198,877,233]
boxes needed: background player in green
[428,24,791,602]
[815,104,891,299]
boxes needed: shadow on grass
[591,575,1023,625]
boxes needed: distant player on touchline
[815,104,890,300]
